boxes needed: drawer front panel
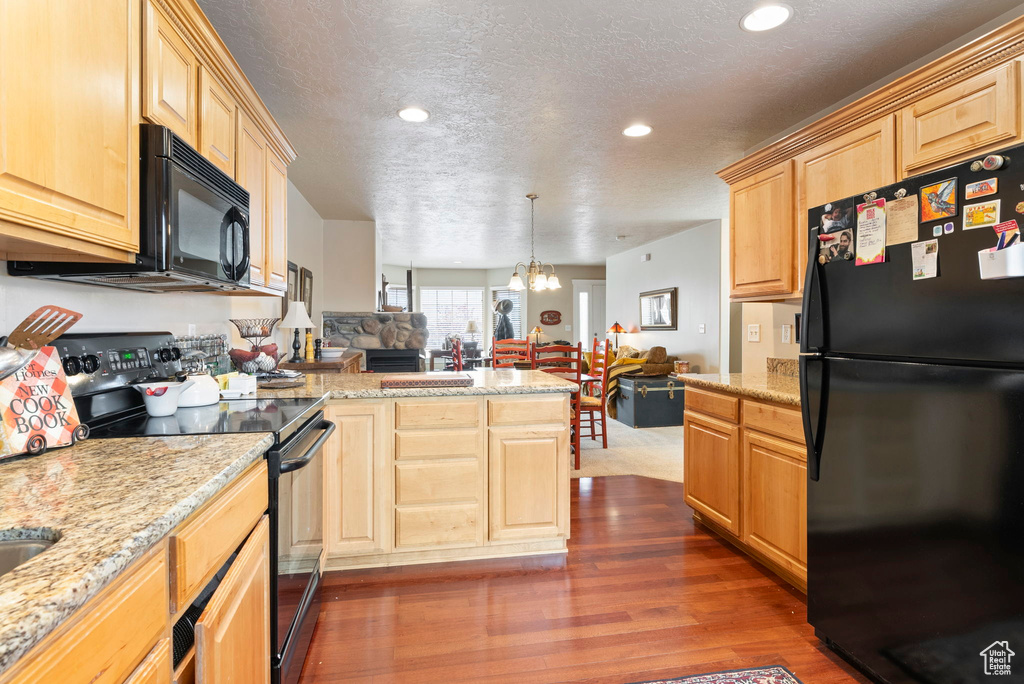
[169,460,268,611]
[394,429,481,460]
[487,395,567,426]
[743,400,804,447]
[395,461,480,505]
[684,386,740,423]
[395,504,479,548]
[394,399,479,429]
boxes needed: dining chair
[492,337,531,368]
[532,342,583,468]
[579,338,610,449]
[444,338,464,372]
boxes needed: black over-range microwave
[8,124,251,293]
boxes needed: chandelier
[507,194,561,292]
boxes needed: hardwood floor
[299,476,869,683]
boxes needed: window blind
[491,288,523,339]
[385,285,408,311]
[420,287,484,349]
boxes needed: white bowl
[321,347,347,359]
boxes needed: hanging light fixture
[507,194,562,292]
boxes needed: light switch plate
[698,324,706,334]
[747,323,761,342]
[564,324,572,331]
[187,323,197,336]
[781,324,792,344]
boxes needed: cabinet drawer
[395,504,478,548]
[396,461,479,505]
[743,400,804,448]
[684,386,739,423]
[124,638,172,684]
[169,460,268,612]
[3,545,167,684]
[487,395,567,426]
[394,429,481,460]
[395,399,479,429]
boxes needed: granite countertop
[258,368,577,400]
[679,372,801,406]
[0,432,273,673]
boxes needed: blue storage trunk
[615,375,684,428]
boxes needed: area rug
[573,417,683,482]
[628,666,803,684]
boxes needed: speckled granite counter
[258,368,577,400]
[679,372,801,406]
[0,432,273,673]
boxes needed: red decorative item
[539,310,561,325]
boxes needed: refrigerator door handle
[800,224,825,353]
[800,354,827,481]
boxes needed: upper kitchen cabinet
[265,149,289,291]
[729,161,795,299]
[143,0,197,145]
[236,111,268,287]
[198,66,237,178]
[0,0,140,263]
[901,61,1021,176]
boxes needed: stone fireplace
[321,311,429,354]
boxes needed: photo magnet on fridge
[965,178,998,199]
[933,225,943,237]
[920,178,957,222]
[820,198,855,233]
[964,199,1001,230]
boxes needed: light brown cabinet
[143,1,197,145]
[0,0,140,262]
[488,425,569,542]
[125,640,172,684]
[729,161,795,298]
[198,67,237,178]
[195,516,271,684]
[901,61,1021,176]
[236,111,268,286]
[683,386,807,590]
[265,148,289,290]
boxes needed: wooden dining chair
[579,338,611,449]
[532,342,583,468]
[444,338,464,372]
[492,337,530,368]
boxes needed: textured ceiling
[198,0,1022,268]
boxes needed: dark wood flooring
[298,476,870,683]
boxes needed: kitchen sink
[0,531,59,577]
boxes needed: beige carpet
[572,417,684,482]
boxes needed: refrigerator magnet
[1015,201,1024,215]
[963,199,1001,230]
[920,178,957,222]
[855,199,886,266]
[933,225,943,237]
[911,239,938,280]
[944,222,955,234]
[965,178,998,199]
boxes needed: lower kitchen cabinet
[683,386,807,590]
[195,516,271,684]
[488,425,569,542]
[124,640,172,684]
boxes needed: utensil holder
[978,242,1024,280]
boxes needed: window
[491,288,523,339]
[385,285,408,311]
[420,287,484,349]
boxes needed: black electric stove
[54,332,331,684]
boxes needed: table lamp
[530,325,543,346]
[607,322,626,350]
[280,302,315,363]
[464,320,480,339]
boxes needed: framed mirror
[639,287,677,330]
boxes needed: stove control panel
[52,332,182,396]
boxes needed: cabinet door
[742,430,807,580]
[265,148,288,290]
[195,516,270,684]
[730,161,795,298]
[795,115,897,289]
[488,425,569,541]
[902,61,1020,176]
[143,0,196,145]
[683,410,741,535]
[198,66,236,178]
[235,111,267,286]
[324,402,390,556]
[0,0,139,257]
[124,639,172,684]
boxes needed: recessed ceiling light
[740,4,793,32]
[615,235,628,241]
[398,107,429,122]
[622,124,652,137]
[453,260,463,264]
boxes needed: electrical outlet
[781,324,792,344]
[698,323,706,334]
[187,323,197,336]
[747,323,761,343]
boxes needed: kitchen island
[268,369,577,570]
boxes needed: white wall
[322,220,378,312]
[605,221,721,372]
[0,180,323,351]
[740,301,800,373]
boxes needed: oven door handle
[279,419,335,473]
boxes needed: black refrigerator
[801,144,1024,683]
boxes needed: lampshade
[280,301,315,329]
[508,272,526,291]
[464,320,480,334]
[546,274,560,289]
[607,322,626,334]
[532,272,548,290]
[530,326,543,334]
